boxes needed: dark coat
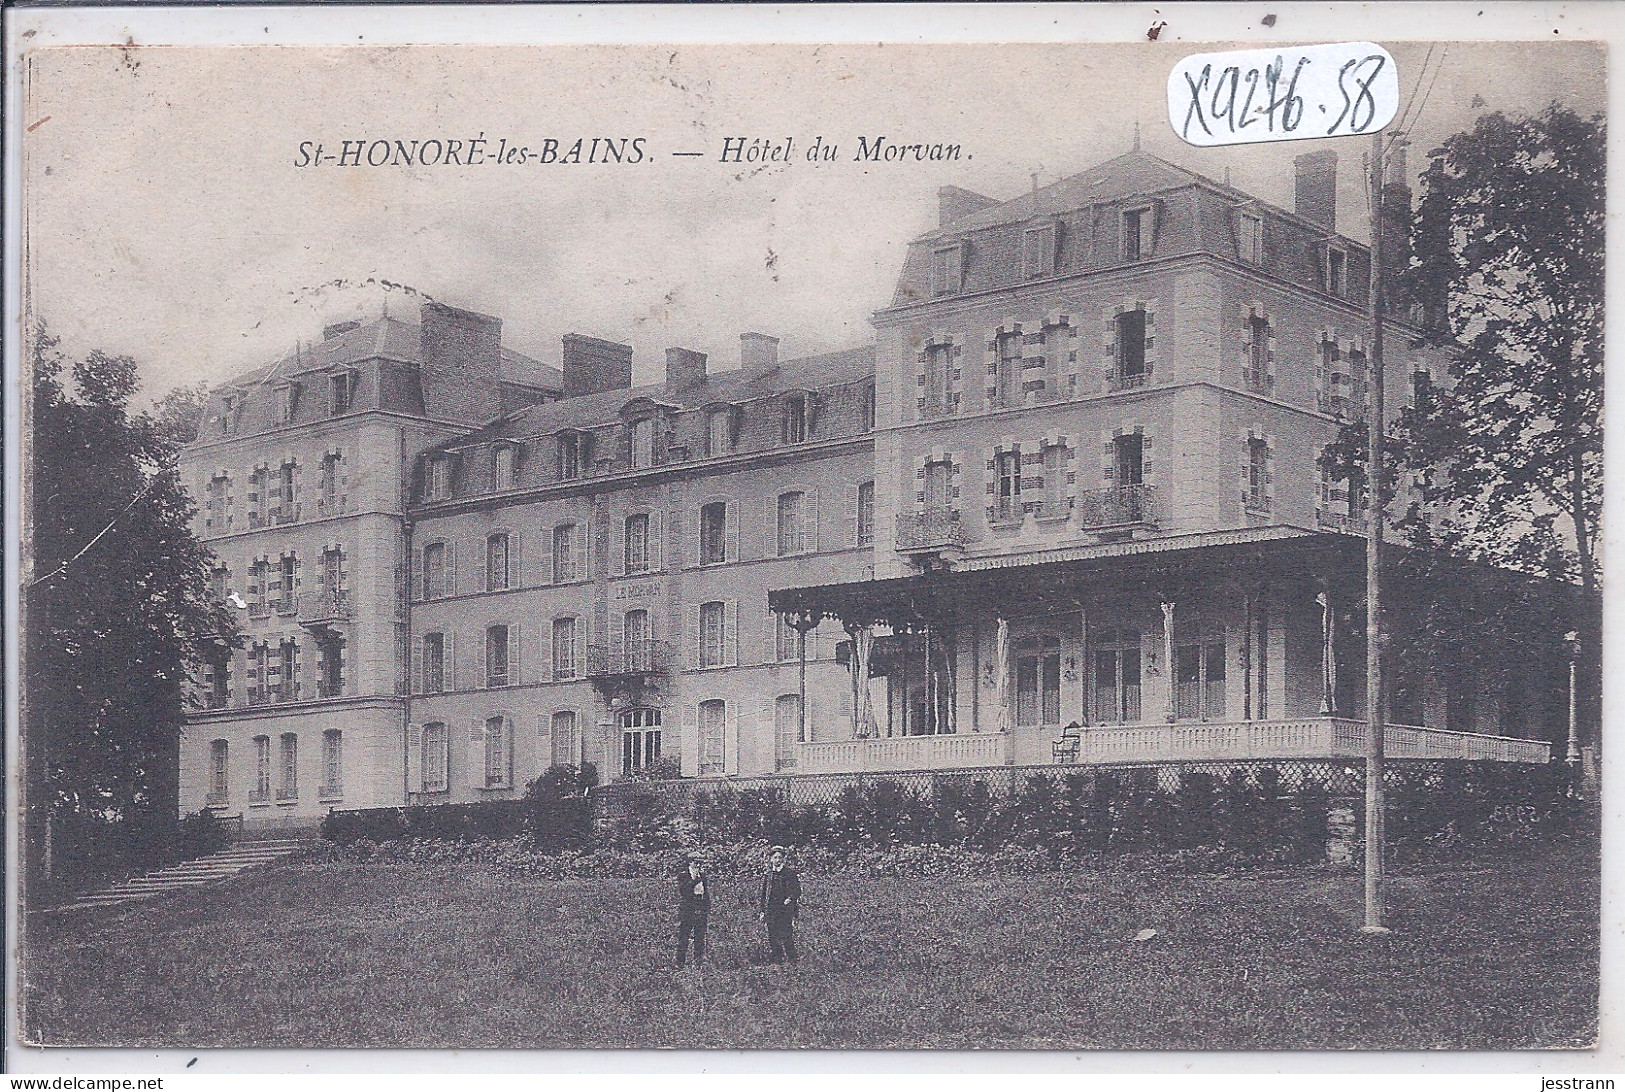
[678,869,712,919]
[759,866,801,921]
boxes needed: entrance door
[1175,639,1227,721]
[1092,628,1142,724]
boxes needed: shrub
[523,764,596,852]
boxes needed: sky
[20,39,1606,399]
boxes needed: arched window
[776,491,806,556]
[487,533,511,591]
[422,542,447,600]
[552,523,580,583]
[624,609,652,672]
[552,617,578,680]
[421,723,449,793]
[700,501,728,565]
[624,513,650,574]
[278,732,298,801]
[252,735,271,802]
[619,707,662,775]
[321,729,343,798]
[486,624,510,687]
[550,711,579,769]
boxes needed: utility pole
[1363,130,1390,935]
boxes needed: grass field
[25,844,1597,1050]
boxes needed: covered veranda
[768,528,1558,773]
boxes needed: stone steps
[53,839,311,911]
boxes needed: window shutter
[610,517,627,577]
[724,701,740,776]
[803,695,816,744]
[448,541,460,596]
[338,454,351,513]
[766,608,779,664]
[446,631,458,692]
[407,724,423,792]
[470,719,487,791]
[725,600,739,667]
[538,714,554,772]
[574,617,588,676]
[540,619,553,679]
[481,628,492,689]
[725,502,739,563]
[411,548,424,601]
[765,498,778,558]
[844,484,860,546]
[650,509,664,572]
[539,529,555,586]
[759,697,775,763]
[681,705,700,777]
[582,519,596,579]
[472,539,487,592]
[510,623,523,686]
[510,531,525,590]
[688,604,701,670]
[805,489,820,553]
[290,640,303,699]
[688,507,702,570]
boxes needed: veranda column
[994,617,1013,733]
[1316,590,1337,715]
[1242,589,1254,722]
[1161,600,1176,724]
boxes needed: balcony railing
[586,639,672,679]
[1076,485,1156,529]
[895,508,968,553]
[299,588,353,625]
[800,731,1010,773]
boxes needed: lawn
[24,843,1597,1050]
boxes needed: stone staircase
[59,838,309,911]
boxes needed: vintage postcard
[5,3,1612,1069]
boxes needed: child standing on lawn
[676,852,711,968]
[758,845,802,964]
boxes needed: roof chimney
[561,334,633,398]
[665,347,708,391]
[740,332,779,370]
[1294,149,1338,231]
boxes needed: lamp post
[1564,630,1580,770]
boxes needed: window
[993,332,1022,409]
[427,457,452,501]
[210,565,228,603]
[1238,213,1263,265]
[776,491,806,556]
[1175,639,1227,721]
[550,711,579,768]
[277,639,298,700]
[423,633,446,694]
[276,461,297,522]
[699,502,728,565]
[1092,628,1143,724]
[248,467,270,527]
[220,394,240,436]
[1042,445,1067,515]
[422,542,447,600]
[698,700,726,776]
[322,546,345,603]
[552,523,580,583]
[421,723,448,793]
[1412,369,1433,407]
[705,409,733,456]
[203,652,229,709]
[278,554,297,613]
[559,432,586,480]
[775,694,803,769]
[1115,310,1148,384]
[206,475,229,531]
[1247,437,1270,510]
[1015,635,1062,726]
[486,625,510,687]
[775,614,800,663]
[486,533,510,592]
[278,733,298,800]
[247,561,271,617]
[631,418,658,468]
[624,514,650,574]
[1114,433,1144,487]
[320,452,341,515]
[856,482,875,546]
[492,445,515,491]
[931,245,962,297]
[1023,225,1055,279]
[330,372,355,416]
[861,384,876,432]
[994,450,1022,522]
[783,395,810,444]
[484,716,510,788]
[1245,313,1271,390]
[1123,207,1152,260]
[924,459,952,511]
[619,707,662,775]
[552,618,578,680]
[208,740,229,803]
[252,736,271,802]
[623,609,652,672]
[923,344,952,417]
[699,601,727,668]
[321,729,343,797]
[1327,248,1348,296]
[317,632,343,698]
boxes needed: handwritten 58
[1168,42,1399,148]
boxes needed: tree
[25,328,236,885]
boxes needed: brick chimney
[1294,150,1338,231]
[419,302,502,423]
[938,185,999,227]
[1379,137,1415,309]
[665,347,708,391]
[561,334,634,397]
[740,332,780,370]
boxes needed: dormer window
[558,431,589,480]
[275,383,300,425]
[931,244,964,297]
[1238,213,1264,265]
[329,371,357,416]
[1022,225,1056,279]
[782,393,814,444]
[1123,206,1154,261]
[492,444,516,491]
[1326,247,1349,297]
[427,456,452,501]
[704,406,737,457]
[861,384,876,432]
[631,418,658,468]
[220,395,241,437]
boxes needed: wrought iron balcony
[586,639,672,679]
[1076,485,1157,530]
[895,508,968,554]
[298,588,353,627]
